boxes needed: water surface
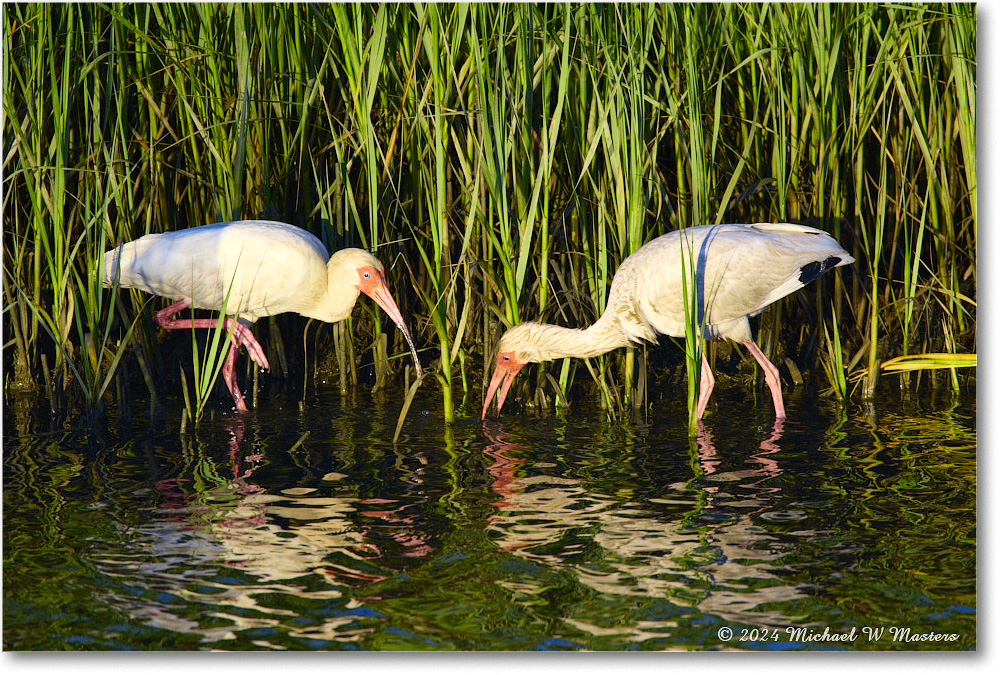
[3,382,976,650]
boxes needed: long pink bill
[481,356,524,419]
[362,271,423,378]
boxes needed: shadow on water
[2,381,976,650]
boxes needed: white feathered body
[102,220,367,323]
[615,222,853,343]
[499,223,854,363]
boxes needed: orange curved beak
[361,270,423,378]
[481,352,524,419]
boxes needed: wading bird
[104,220,422,412]
[482,223,853,421]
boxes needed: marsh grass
[3,3,976,426]
[182,287,239,425]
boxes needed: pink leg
[695,350,715,420]
[154,301,266,412]
[155,302,269,369]
[743,340,786,420]
[221,340,248,413]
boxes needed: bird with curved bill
[104,219,422,412]
[482,223,853,421]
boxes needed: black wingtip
[798,256,843,285]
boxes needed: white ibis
[103,219,422,412]
[482,223,853,421]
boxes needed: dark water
[3,381,976,651]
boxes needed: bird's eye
[502,355,510,361]
[363,271,371,279]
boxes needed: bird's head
[331,248,423,378]
[329,248,385,291]
[481,322,546,419]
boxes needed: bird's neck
[517,312,630,363]
[299,267,361,323]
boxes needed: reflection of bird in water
[90,490,377,644]
[224,418,264,491]
[481,425,525,511]
[485,471,808,631]
[482,421,803,634]
[129,424,378,613]
[694,419,785,493]
[358,499,434,559]
[91,418,448,644]
[748,419,784,484]
[99,425,382,639]
[152,418,263,515]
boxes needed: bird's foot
[228,323,270,370]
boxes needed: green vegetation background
[2,3,976,421]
